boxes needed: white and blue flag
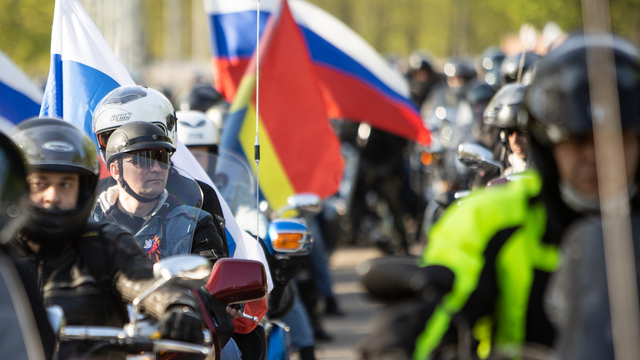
[40,0,272,291]
[0,50,42,124]
[39,0,134,141]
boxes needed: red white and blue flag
[0,50,42,124]
[205,0,431,144]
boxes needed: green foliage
[1,0,639,77]
[307,0,640,58]
[0,0,55,77]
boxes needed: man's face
[553,132,640,199]
[111,150,170,200]
[27,172,79,211]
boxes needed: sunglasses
[122,149,171,169]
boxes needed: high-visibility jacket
[414,172,562,359]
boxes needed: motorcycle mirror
[457,142,502,172]
[266,219,313,256]
[46,305,66,336]
[153,254,212,288]
[205,258,268,304]
[278,193,322,216]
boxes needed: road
[314,247,386,360]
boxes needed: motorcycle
[90,154,268,359]
[205,149,319,359]
[52,254,267,360]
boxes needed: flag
[204,0,431,144]
[0,50,42,124]
[39,0,273,294]
[220,0,344,212]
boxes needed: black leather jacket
[4,222,199,327]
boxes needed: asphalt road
[314,247,386,360]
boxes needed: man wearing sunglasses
[93,120,227,264]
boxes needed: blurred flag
[39,0,134,140]
[220,0,344,211]
[39,0,273,295]
[0,50,43,124]
[205,0,431,144]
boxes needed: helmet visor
[122,149,171,170]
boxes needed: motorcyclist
[483,83,530,175]
[479,46,506,89]
[6,117,205,359]
[92,120,227,262]
[0,123,54,360]
[409,33,640,360]
[93,85,229,257]
[406,52,442,108]
[93,86,268,360]
[177,84,230,132]
[499,51,541,86]
[176,110,220,171]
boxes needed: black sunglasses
[123,149,171,169]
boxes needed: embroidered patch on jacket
[144,235,162,262]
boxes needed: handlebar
[239,312,259,323]
[61,325,212,355]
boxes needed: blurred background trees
[1,0,639,84]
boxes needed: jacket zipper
[37,259,45,300]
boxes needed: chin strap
[559,180,638,214]
[117,157,161,204]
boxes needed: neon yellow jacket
[414,172,562,359]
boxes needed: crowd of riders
[358,25,640,360]
[2,16,640,360]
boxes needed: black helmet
[178,84,222,112]
[525,34,640,147]
[408,53,434,74]
[500,52,541,86]
[105,121,175,203]
[466,83,497,108]
[12,117,100,248]
[480,46,506,88]
[443,60,477,80]
[483,83,528,128]
[0,124,29,244]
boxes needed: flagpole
[255,0,261,236]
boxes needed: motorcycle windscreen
[204,149,257,217]
[92,153,203,261]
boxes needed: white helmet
[176,110,219,147]
[92,85,177,160]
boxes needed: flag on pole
[39,0,273,296]
[0,50,43,124]
[205,0,431,144]
[220,0,344,211]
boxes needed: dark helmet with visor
[500,52,541,86]
[178,84,223,112]
[105,121,175,203]
[12,117,100,248]
[524,33,640,209]
[0,122,29,244]
[525,34,640,147]
[483,83,528,128]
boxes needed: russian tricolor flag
[0,51,43,124]
[205,0,430,145]
[38,0,273,297]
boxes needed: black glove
[159,306,204,344]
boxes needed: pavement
[314,247,386,360]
